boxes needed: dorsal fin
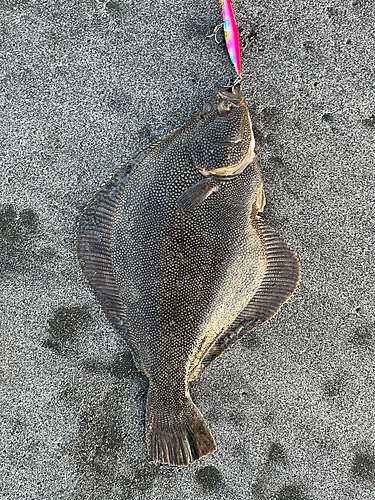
[189,219,300,380]
[75,150,150,339]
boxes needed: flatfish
[76,86,300,466]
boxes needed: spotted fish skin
[76,87,300,466]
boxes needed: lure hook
[224,74,243,93]
[232,74,243,89]
[206,23,224,44]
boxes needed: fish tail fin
[146,390,216,466]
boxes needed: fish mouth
[218,85,245,107]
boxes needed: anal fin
[189,219,300,380]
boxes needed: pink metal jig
[221,0,241,75]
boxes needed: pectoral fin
[177,177,220,211]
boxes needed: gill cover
[188,86,255,177]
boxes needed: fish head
[189,86,255,177]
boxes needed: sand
[1,0,374,498]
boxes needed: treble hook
[206,23,224,44]
[232,74,243,89]
[224,74,243,93]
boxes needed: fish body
[221,0,241,75]
[76,87,300,466]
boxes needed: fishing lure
[221,0,241,75]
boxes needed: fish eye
[218,99,233,117]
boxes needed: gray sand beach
[1,0,374,498]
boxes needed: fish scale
[76,86,300,466]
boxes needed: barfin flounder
[76,86,300,466]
